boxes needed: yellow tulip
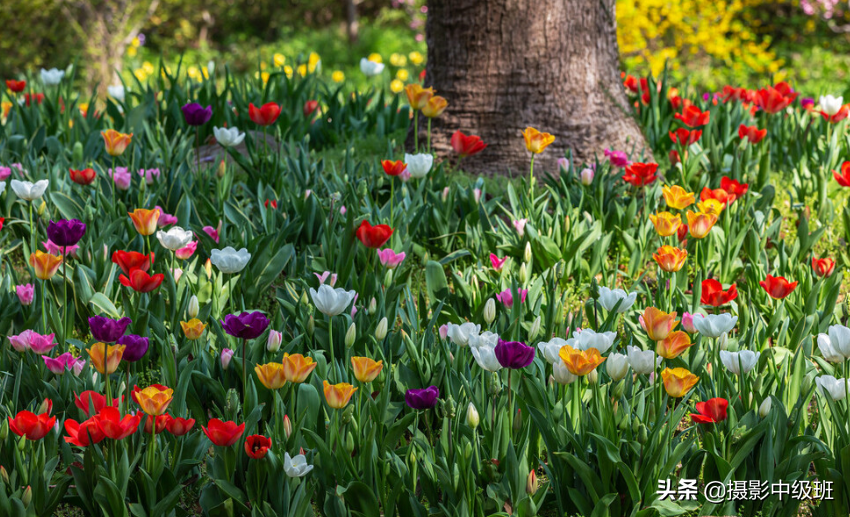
[136,385,174,416]
[686,211,718,239]
[640,307,679,341]
[558,345,606,376]
[652,245,687,272]
[661,367,699,397]
[521,127,555,154]
[323,380,357,409]
[351,356,383,383]
[88,343,126,375]
[255,363,287,390]
[422,96,448,118]
[404,84,434,110]
[282,353,317,383]
[29,251,63,280]
[662,185,695,210]
[656,331,693,359]
[101,129,133,157]
[128,208,161,236]
[696,199,724,216]
[649,211,682,237]
[180,319,207,340]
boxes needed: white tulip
[567,328,616,354]
[359,58,385,77]
[552,361,578,385]
[403,153,433,179]
[597,287,637,313]
[210,247,251,274]
[816,375,847,401]
[627,345,661,375]
[107,85,125,102]
[10,179,49,201]
[284,452,314,477]
[213,126,246,147]
[469,341,502,372]
[40,68,65,85]
[606,352,629,381]
[466,403,480,428]
[537,338,568,364]
[758,397,772,418]
[309,284,357,317]
[0,182,5,196]
[719,350,760,375]
[446,322,481,347]
[819,95,844,117]
[691,313,737,338]
[819,325,850,359]
[156,226,193,251]
[817,333,845,363]
[468,331,499,349]
[483,298,496,324]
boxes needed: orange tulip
[351,356,383,383]
[88,343,126,374]
[653,245,687,272]
[282,353,317,383]
[686,211,718,239]
[558,345,606,376]
[323,380,357,409]
[255,363,287,390]
[128,208,161,236]
[649,212,682,237]
[421,96,448,118]
[656,331,693,359]
[101,129,133,157]
[29,251,63,280]
[404,84,434,110]
[136,385,174,416]
[661,367,699,397]
[640,307,679,341]
[180,319,206,340]
[662,185,695,210]
[521,127,555,154]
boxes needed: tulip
[88,315,131,343]
[16,284,34,306]
[203,224,220,243]
[628,344,663,374]
[11,179,49,201]
[719,177,749,202]
[116,334,149,362]
[446,322,481,347]
[494,339,535,369]
[8,330,56,354]
[759,274,798,299]
[101,129,133,156]
[144,415,169,435]
[9,410,56,440]
[699,187,731,208]
[136,385,174,416]
[284,452,314,477]
[74,391,119,417]
[759,397,773,417]
[700,279,737,307]
[249,102,281,126]
[640,307,679,341]
[265,329,282,353]
[107,85,125,102]
[40,68,64,85]
[220,348,234,370]
[175,241,197,260]
[483,298,496,324]
[686,211,718,239]
[375,317,388,340]
[489,254,508,272]
[405,386,439,410]
[43,352,85,374]
[119,269,164,293]
[559,345,605,376]
[166,416,195,436]
[112,251,153,275]
[359,58,385,76]
[156,227,193,251]
[553,361,579,384]
[29,251,62,280]
[648,211,683,237]
[382,159,407,177]
[281,353,317,383]
[244,434,272,459]
[820,94,843,116]
[202,418,245,446]
[93,407,141,440]
[69,167,97,186]
[656,331,693,359]
[653,245,687,272]
[567,328,617,354]
[128,208,161,236]
[46,219,86,248]
[220,311,270,340]
[691,313,737,338]
[738,124,767,144]
[719,350,760,375]
[817,325,850,359]
[834,161,850,187]
[5,79,26,92]
[177,318,205,340]
[816,375,847,401]
[496,288,527,308]
[526,470,538,495]
[181,103,212,126]
[323,380,358,409]
[451,130,487,158]
[109,167,132,190]
[356,220,393,248]
[661,185,694,210]
[309,284,357,317]
[213,126,246,147]
[255,363,287,390]
[812,257,835,278]
[351,356,383,382]
[404,153,433,178]
[64,417,106,447]
[623,162,658,187]
[210,246,251,274]
[661,367,699,397]
[404,84,434,110]
[674,105,710,127]
[690,398,729,424]
[536,338,567,364]
[668,128,702,146]
[606,353,630,381]
[604,148,631,168]
[378,249,406,269]
[421,96,448,118]
[466,403,480,428]
[88,343,125,375]
[597,287,637,313]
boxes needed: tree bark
[417,0,650,177]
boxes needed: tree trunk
[417,0,650,177]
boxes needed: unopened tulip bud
[484,298,496,324]
[300,290,309,306]
[283,414,292,438]
[524,242,532,263]
[345,323,356,348]
[217,159,226,178]
[442,187,450,201]
[375,317,388,340]
[188,295,199,319]
[22,486,32,508]
[526,470,538,495]
[613,379,626,399]
[718,332,728,351]
[72,142,84,163]
[0,466,8,485]
[307,315,315,337]
[637,424,648,444]
[513,409,522,431]
[528,316,541,342]
[466,403,480,429]
[580,167,594,186]
[369,297,377,314]
[0,421,7,441]
[204,259,212,279]
[37,398,51,415]
[588,369,598,384]
[267,330,282,352]
[345,431,355,453]
[18,436,26,451]
[384,269,394,286]
[38,200,46,216]
[759,397,772,418]
[463,441,473,461]
[519,263,528,284]
[220,348,234,370]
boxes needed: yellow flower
[390,80,404,93]
[396,69,409,81]
[101,129,133,157]
[308,52,321,72]
[652,245,687,272]
[332,71,345,83]
[127,46,137,58]
[521,127,555,154]
[255,363,287,390]
[686,211,718,239]
[351,357,383,383]
[128,208,161,236]
[282,353,317,383]
[134,69,148,82]
[422,96,448,118]
[283,67,293,80]
[297,64,307,77]
[640,307,679,341]
[697,199,724,216]
[323,380,357,409]
[180,319,207,340]
[649,212,682,237]
[404,83,434,110]
[2,101,13,119]
[142,62,155,75]
[368,53,382,63]
[662,185,695,210]
[136,385,174,416]
[29,251,63,280]
[88,343,125,375]
[656,331,693,359]
[273,53,286,67]
[409,51,424,65]
[661,367,699,397]
[558,345,606,376]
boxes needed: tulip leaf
[88,292,120,319]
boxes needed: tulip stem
[146,235,153,273]
[242,338,248,412]
[28,203,35,262]
[147,418,156,472]
[41,278,47,333]
[110,156,117,216]
[414,111,419,153]
[427,118,431,154]
[390,179,395,228]
[528,155,535,207]
[328,316,336,381]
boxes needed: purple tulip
[117,334,149,362]
[88,315,132,343]
[47,219,86,247]
[405,386,439,410]
[220,311,270,340]
[182,103,212,126]
[43,352,86,375]
[494,339,535,369]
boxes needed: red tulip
[381,160,407,177]
[245,434,272,459]
[759,274,798,299]
[64,417,106,447]
[74,391,121,417]
[622,162,659,187]
[356,220,393,248]
[144,414,169,434]
[833,162,850,187]
[450,130,487,159]
[69,168,97,186]
[24,93,44,106]
[119,269,165,293]
[700,186,731,207]
[812,257,835,278]
[9,410,55,440]
[700,279,737,307]
[668,149,681,166]
[720,177,749,203]
[821,105,850,124]
[668,128,702,146]
[165,416,196,436]
[202,418,245,446]
[623,74,639,93]
[690,398,729,424]
[94,407,141,440]
[674,105,710,128]
[0,218,4,232]
[737,124,766,144]
[303,100,319,117]
[249,102,281,126]
[755,84,797,114]
[112,250,154,275]
[264,199,278,209]
[6,80,26,93]
[677,223,688,243]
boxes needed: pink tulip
[138,168,160,185]
[16,284,34,305]
[221,348,234,370]
[43,352,85,375]
[203,224,220,243]
[604,149,630,168]
[557,157,569,172]
[513,219,528,238]
[42,239,79,257]
[109,167,132,190]
[175,241,197,260]
[171,268,183,282]
[0,167,10,181]
[489,254,508,272]
[340,206,347,215]
[8,330,56,354]
[304,190,312,199]
[496,288,527,308]
[442,187,450,201]
[155,206,177,227]
[439,324,449,340]
[378,249,406,269]
[473,188,482,203]
[315,271,330,284]
[681,312,697,333]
